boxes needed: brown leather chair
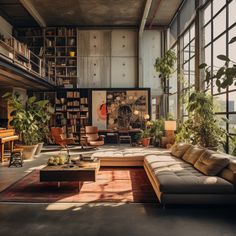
[51,127,75,157]
[83,126,104,147]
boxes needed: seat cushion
[182,146,205,165]
[194,150,230,176]
[144,155,234,194]
[89,140,104,146]
[171,143,192,158]
[92,151,123,159]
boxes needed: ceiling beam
[139,0,153,37]
[148,0,163,29]
[19,0,46,27]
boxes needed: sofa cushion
[144,155,234,194]
[171,143,192,158]
[194,150,230,176]
[182,146,205,165]
[219,158,236,187]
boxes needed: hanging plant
[154,49,177,92]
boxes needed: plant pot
[16,144,38,160]
[69,51,75,57]
[142,137,151,147]
[35,142,44,156]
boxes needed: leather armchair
[51,127,75,156]
[83,126,104,147]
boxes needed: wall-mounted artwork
[106,90,149,129]
[92,89,149,130]
[92,90,107,130]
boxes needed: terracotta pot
[16,144,38,160]
[142,137,151,147]
[35,142,44,156]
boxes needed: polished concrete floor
[0,145,236,236]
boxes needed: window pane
[184,31,190,48]
[229,0,236,26]
[229,114,236,133]
[213,9,226,38]
[204,23,211,46]
[216,114,227,130]
[190,24,195,41]
[184,47,189,63]
[204,45,212,65]
[229,136,236,155]
[213,94,226,112]
[190,40,195,57]
[229,26,236,62]
[229,92,236,112]
[213,0,226,16]
[169,94,177,119]
[213,34,226,68]
[203,3,211,25]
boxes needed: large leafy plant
[176,90,226,148]
[149,118,165,146]
[199,36,236,91]
[3,93,53,145]
[154,49,177,92]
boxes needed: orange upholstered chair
[83,126,104,147]
[51,127,75,156]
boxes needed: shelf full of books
[15,27,78,88]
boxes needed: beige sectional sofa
[92,144,236,204]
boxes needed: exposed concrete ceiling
[27,0,146,27]
[0,0,183,28]
[0,0,38,27]
[147,0,183,26]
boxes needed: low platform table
[40,160,100,189]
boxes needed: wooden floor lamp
[163,120,176,149]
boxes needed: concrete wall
[0,16,12,36]
[77,29,137,88]
[139,30,162,96]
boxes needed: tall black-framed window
[180,23,196,121]
[202,0,236,153]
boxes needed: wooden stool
[9,148,23,167]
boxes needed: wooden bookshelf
[15,27,78,88]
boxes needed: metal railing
[0,28,55,86]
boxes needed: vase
[142,138,151,147]
[16,144,38,160]
[35,142,44,156]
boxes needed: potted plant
[141,121,152,147]
[149,118,165,146]
[3,93,53,159]
[176,90,226,149]
[33,100,54,155]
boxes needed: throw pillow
[194,150,230,176]
[171,143,192,158]
[182,146,205,165]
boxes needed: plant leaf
[229,36,236,44]
[199,63,208,69]
[217,55,230,62]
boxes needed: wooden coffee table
[40,160,100,189]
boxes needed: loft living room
[0,0,236,236]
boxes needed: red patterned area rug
[0,168,158,203]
